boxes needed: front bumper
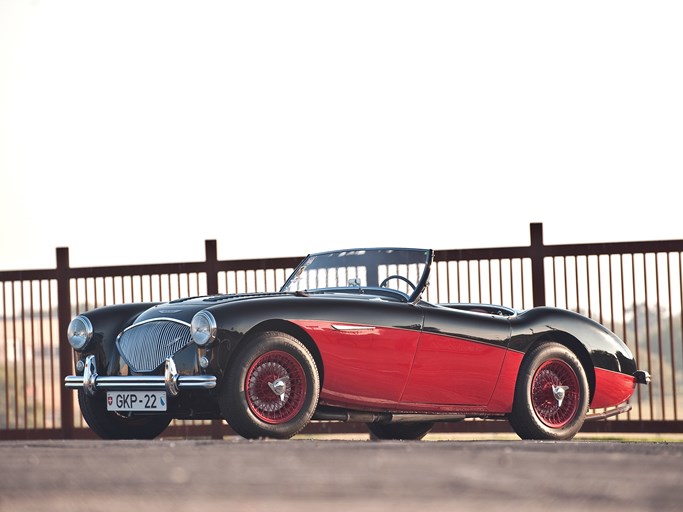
[64,354,217,396]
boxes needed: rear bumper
[64,354,216,396]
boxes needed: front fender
[76,302,160,374]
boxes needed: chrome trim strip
[121,317,191,331]
[331,324,375,331]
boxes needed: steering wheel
[380,275,416,291]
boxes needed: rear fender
[522,334,596,404]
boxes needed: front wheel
[78,389,172,440]
[509,342,589,441]
[219,331,320,439]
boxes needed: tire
[77,389,172,440]
[509,342,589,441]
[219,331,320,439]
[367,421,435,441]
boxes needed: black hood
[133,292,294,324]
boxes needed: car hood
[134,292,293,324]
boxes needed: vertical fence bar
[530,223,546,307]
[19,282,27,428]
[56,247,74,438]
[620,255,632,420]
[654,254,664,419]
[666,253,677,419]
[2,282,9,429]
[203,240,221,438]
[11,282,18,428]
[679,252,683,420]
[28,281,36,429]
[39,281,47,428]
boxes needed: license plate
[106,391,167,411]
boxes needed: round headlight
[191,311,217,347]
[67,315,93,351]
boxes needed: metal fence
[1,223,682,439]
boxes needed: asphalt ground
[1,434,682,512]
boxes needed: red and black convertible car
[65,247,650,440]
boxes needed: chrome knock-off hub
[552,385,570,408]
[268,378,288,401]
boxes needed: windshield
[280,248,433,302]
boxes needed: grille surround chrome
[116,318,192,373]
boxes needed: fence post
[530,223,546,308]
[204,240,224,438]
[56,247,74,438]
[205,240,218,295]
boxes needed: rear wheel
[78,389,172,440]
[219,331,320,439]
[509,342,589,440]
[367,421,434,441]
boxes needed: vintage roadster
[65,247,650,440]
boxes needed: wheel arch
[522,333,596,404]
[235,319,325,387]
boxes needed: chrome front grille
[116,319,192,373]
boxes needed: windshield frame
[280,247,434,303]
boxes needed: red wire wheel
[245,350,307,424]
[531,359,580,428]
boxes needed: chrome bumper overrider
[64,355,216,396]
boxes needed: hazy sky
[1,1,682,271]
